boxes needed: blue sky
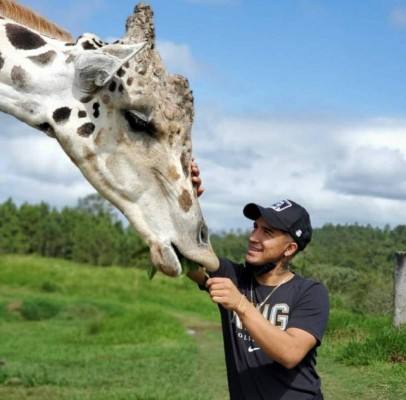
[1,0,406,232]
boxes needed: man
[189,163,330,400]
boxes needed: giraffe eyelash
[124,110,156,136]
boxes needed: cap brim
[243,203,289,232]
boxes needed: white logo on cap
[270,200,292,212]
[295,229,302,238]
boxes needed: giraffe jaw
[149,242,183,277]
[149,241,219,277]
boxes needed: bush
[20,298,61,321]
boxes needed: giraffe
[0,0,219,277]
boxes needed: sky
[1,0,406,233]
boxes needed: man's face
[245,216,293,265]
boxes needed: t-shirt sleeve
[287,282,330,345]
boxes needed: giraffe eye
[124,110,155,136]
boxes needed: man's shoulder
[291,274,329,297]
[292,273,324,286]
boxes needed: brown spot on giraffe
[115,129,127,145]
[81,40,96,50]
[178,189,193,212]
[36,122,55,137]
[80,95,94,104]
[0,51,4,70]
[53,107,71,123]
[84,149,96,161]
[108,81,116,92]
[101,94,111,105]
[180,150,190,178]
[5,23,46,50]
[77,122,95,137]
[92,102,100,118]
[65,54,75,64]
[11,65,28,88]
[116,68,125,77]
[167,165,180,181]
[94,128,104,146]
[28,50,56,66]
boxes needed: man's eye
[124,111,155,136]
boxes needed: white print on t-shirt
[233,303,290,331]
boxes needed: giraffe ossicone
[0,1,219,276]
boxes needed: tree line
[0,195,151,270]
[1,195,405,315]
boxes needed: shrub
[20,298,61,321]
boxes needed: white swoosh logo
[248,346,260,352]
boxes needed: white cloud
[191,109,406,231]
[326,147,406,200]
[157,40,201,77]
[1,172,93,208]
[3,135,83,185]
[0,114,94,208]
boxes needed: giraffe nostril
[198,221,209,245]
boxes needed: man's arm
[236,300,317,369]
[207,276,317,369]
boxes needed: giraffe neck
[0,16,75,132]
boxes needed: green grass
[0,255,405,399]
[320,310,406,399]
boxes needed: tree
[0,198,24,253]
[71,211,120,266]
[18,202,50,254]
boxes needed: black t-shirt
[209,257,330,400]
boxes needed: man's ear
[284,241,299,257]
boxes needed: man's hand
[191,158,204,197]
[206,277,242,311]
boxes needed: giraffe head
[0,2,219,276]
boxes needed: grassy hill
[0,255,405,399]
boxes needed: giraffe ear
[74,42,146,93]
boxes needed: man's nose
[249,230,260,242]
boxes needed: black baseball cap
[243,199,312,250]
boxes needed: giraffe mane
[0,0,74,42]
